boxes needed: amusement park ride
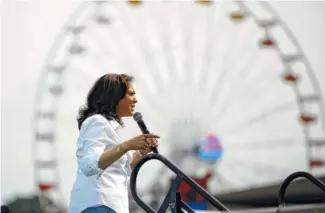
[32,0,325,212]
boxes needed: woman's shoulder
[80,114,109,131]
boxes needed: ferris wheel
[33,0,325,211]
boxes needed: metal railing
[130,153,325,213]
[277,171,325,207]
[130,153,230,213]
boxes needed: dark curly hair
[77,73,134,129]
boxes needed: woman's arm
[78,115,127,176]
[98,142,137,170]
[130,138,159,169]
[79,115,156,176]
[100,134,159,170]
[130,150,144,169]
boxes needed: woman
[68,74,159,213]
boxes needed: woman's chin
[120,110,134,117]
[128,109,135,116]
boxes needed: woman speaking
[68,74,159,213]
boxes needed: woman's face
[117,83,137,117]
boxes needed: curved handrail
[278,171,325,206]
[130,153,230,213]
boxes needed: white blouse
[68,114,133,213]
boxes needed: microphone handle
[151,146,158,154]
[137,120,158,153]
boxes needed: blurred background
[1,0,325,212]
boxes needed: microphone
[133,112,158,153]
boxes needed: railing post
[175,192,182,213]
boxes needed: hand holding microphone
[123,133,159,152]
[133,112,159,153]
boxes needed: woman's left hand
[139,138,159,155]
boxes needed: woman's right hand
[122,134,160,151]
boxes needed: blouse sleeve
[76,115,114,177]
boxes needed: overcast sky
[1,0,325,206]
